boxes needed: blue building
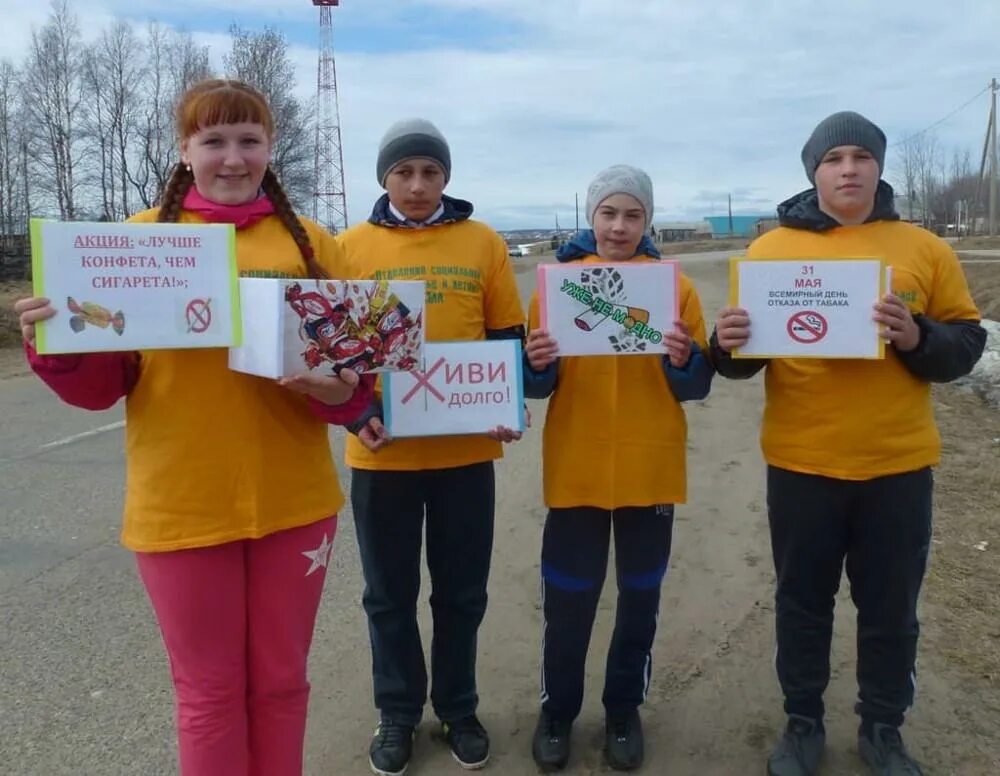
[704,214,776,239]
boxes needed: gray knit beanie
[585,165,654,230]
[376,118,451,186]
[801,111,886,184]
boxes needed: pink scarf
[182,186,276,229]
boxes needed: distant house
[754,218,780,236]
[704,214,776,239]
[656,221,712,242]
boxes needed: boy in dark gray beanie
[800,110,886,185]
[336,118,526,776]
[376,118,452,188]
[710,112,986,776]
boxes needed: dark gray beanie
[585,164,654,230]
[376,118,451,186]
[801,111,886,184]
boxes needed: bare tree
[895,139,920,222]
[81,44,115,219]
[167,30,212,100]
[225,25,315,209]
[916,135,940,226]
[21,0,84,219]
[894,134,943,226]
[103,22,144,218]
[0,62,24,235]
[892,134,984,233]
[940,149,975,230]
[127,26,213,208]
[128,23,171,209]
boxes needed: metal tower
[312,0,348,233]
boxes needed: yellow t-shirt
[747,220,980,479]
[121,209,351,551]
[336,218,525,471]
[529,256,708,509]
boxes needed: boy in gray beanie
[337,117,526,776]
[800,110,886,185]
[553,164,659,264]
[711,111,986,776]
[585,164,655,231]
[376,118,452,187]
[524,164,713,772]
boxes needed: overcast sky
[3,0,999,229]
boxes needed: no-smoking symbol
[185,298,213,333]
[787,310,827,344]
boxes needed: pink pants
[136,516,337,776]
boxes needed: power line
[889,84,992,148]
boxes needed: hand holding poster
[730,257,886,359]
[30,219,240,354]
[229,278,425,378]
[383,340,525,437]
[538,261,679,356]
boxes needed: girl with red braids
[13,79,372,776]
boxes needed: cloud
[2,0,999,228]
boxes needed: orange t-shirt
[529,256,708,508]
[336,218,525,471]
[747,220,980,479]
[120,209,351,551]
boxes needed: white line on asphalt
[39,420,125,450]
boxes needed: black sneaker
[859,723,924,775]
[369,718,415,776]
[532,711,572,772]
[442,714,490,770]
[605,709,644,771]
[767,714,825,776]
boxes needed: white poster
[31,219,240,354]
[229,278,425,378]
[538,261,679,356]
[383,340,525,437]
[732,258,886,359]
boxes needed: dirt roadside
[301,256,1000,775]
[2,258,997,775]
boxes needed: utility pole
[991,77,998,235]
[574,192,579,232]
[727,193,734,237]
[973,78,996,235]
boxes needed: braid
[261,168,328,279]
[157,163,194,223]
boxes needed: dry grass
[961,261,1000,320]
[954,235,1000,250]
[922,260,1000,710]
[0,279,32,348]
[926,387,1000,697]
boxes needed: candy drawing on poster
[31,218,240,354]
[538,261,680,357]
[730,257,886,359]
[286,279,423,373]
[229,278,426,379]
[382,340,525,438]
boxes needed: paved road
[1,252,969,775]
